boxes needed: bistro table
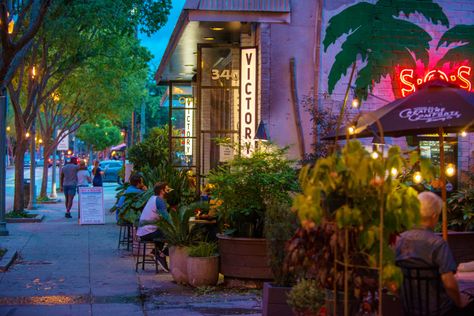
[189,216,218,241]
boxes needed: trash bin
[23,179,30,209]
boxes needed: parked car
[89,160,123,183]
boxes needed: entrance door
[197,44,241,186]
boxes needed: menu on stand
[79,187,105,225]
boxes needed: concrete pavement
[0,185,261,316]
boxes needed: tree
[76,119,121,152]
[7,0,171,209]
[323,0,448,100]
[0,0,51,89]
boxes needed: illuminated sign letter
[181,97,194,156]
[458,66,471,91]
[400,69,415,97]
[240,48,257,157]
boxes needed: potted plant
[262,200,298,316]
[287,279,325,316]
[208,144,298,281]
[290,140,433,315]
[186,241,219,287]
[156,202,204,284]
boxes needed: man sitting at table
[396,191,474,316]
[136,182,171,272]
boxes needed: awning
[155,0,291,83]
[111,143,126,151]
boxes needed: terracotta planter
[262,282,292,316]
[217,234,272,280]
[169,246,188,284]
[187,255,219,287]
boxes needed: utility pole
[28,119,37,210]
[0,89,9,235]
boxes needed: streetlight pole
[0,88,10,235]
[28,118,36,210]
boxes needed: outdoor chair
[135,238,158,273]
[117,222,133,251]
[398,262,442,316]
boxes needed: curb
[6,215,45,223]
[0,249,18,272]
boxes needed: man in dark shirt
[396,191,474,315]
[60,157,78,218]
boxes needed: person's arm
[441,272,463,307]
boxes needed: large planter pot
[262,282,292,316]
[187,255,219,287]
[169,246,188,284]
[217,234,272,280]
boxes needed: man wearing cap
[60,157,79,218]
[137,182,172,272]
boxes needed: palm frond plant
[437,25,474,67]
[109,183,153,226]
[323,0,448,99]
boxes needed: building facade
[156,0,474,189]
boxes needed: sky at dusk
[138,0,186,72]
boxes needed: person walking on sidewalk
[137,182,172,272]
[77,161,91,190]
[92,160,103,187]
[60,157,79,218]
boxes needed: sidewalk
[0,185,261,316]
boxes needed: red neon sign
[399,65,472,97]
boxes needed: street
[5,167,118,212]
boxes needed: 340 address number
[211,69,239,81]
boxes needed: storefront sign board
[57,130,69,151]
[240,47,257,157]
[180,96,194,156]
[79,187,105,225]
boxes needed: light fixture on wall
[254,120,268,141]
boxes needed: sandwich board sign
[79,187,105,225]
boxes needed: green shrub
[287,279,325,314]
[187,242,218,257]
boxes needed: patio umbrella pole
[438,127,448,240]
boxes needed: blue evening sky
[139,0,186,72]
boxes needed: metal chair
[398,263,442,316]
[117,222,133,250]
[135,238,158,273]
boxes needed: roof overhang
[155,0,291,83]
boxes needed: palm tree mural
[437,25,474,68]
[323,0,449,100]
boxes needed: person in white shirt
[77,161,91,190]
[137,182,171,272]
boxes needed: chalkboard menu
[79,187,105,225]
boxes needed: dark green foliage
[323,0,448,99]
[110,183,153,225]
[5,210,37,218]
[76,119,122,151]
[208,145,299,238]
[437,25,474,67]
[287,279,325,314]
[264,201,298,287]
[447,172,474,231]
[156,203,205,246]
[187,242,218,258]
[127,127,169,171]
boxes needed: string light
[445,164,456,177]
[351,97,360,108]
[461,131,467,137]
[413,171,423,184]
[25,132,30,138]
[347,126,356,135]
[390,167,398,177]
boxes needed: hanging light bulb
[413,171,423,184]
[371,151,379,159]
[445,164,456,177]
[351,97,360,108]
[347,126,356,135]
[25,132,30,138]
[461,131,467,137]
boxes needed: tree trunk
[39,147,51,198]
[13,140,27,211]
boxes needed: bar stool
[117,222,133,250]
[135,238,158,272]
